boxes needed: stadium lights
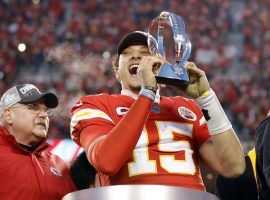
[18,43,26,52]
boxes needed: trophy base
[156,76,190,87]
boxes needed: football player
[70,31,245,191]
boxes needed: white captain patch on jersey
[70,108,114,133]
[178,107,197,121]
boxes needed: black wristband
[144,86,157,93]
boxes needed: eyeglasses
[10,103,54,117]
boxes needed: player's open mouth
[129,64,138,75]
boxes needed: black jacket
[216,155,258,200]
[256,116,270,200]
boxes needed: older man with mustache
[0,84,76,200]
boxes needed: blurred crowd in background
[0,0,269,145]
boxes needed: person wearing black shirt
[256,113,270,200]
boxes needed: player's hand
[137,55,164,89]
[178,61,210,99]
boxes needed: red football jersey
[70,93,210,191]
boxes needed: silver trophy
[148,11,191,87]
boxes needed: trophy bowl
[148,11,192,87]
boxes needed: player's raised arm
[180,61,245,178]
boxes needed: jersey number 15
[128,121,196,177]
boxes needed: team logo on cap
[178,107,197,121]
[50,167,62,177]
[19,84,38,95]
